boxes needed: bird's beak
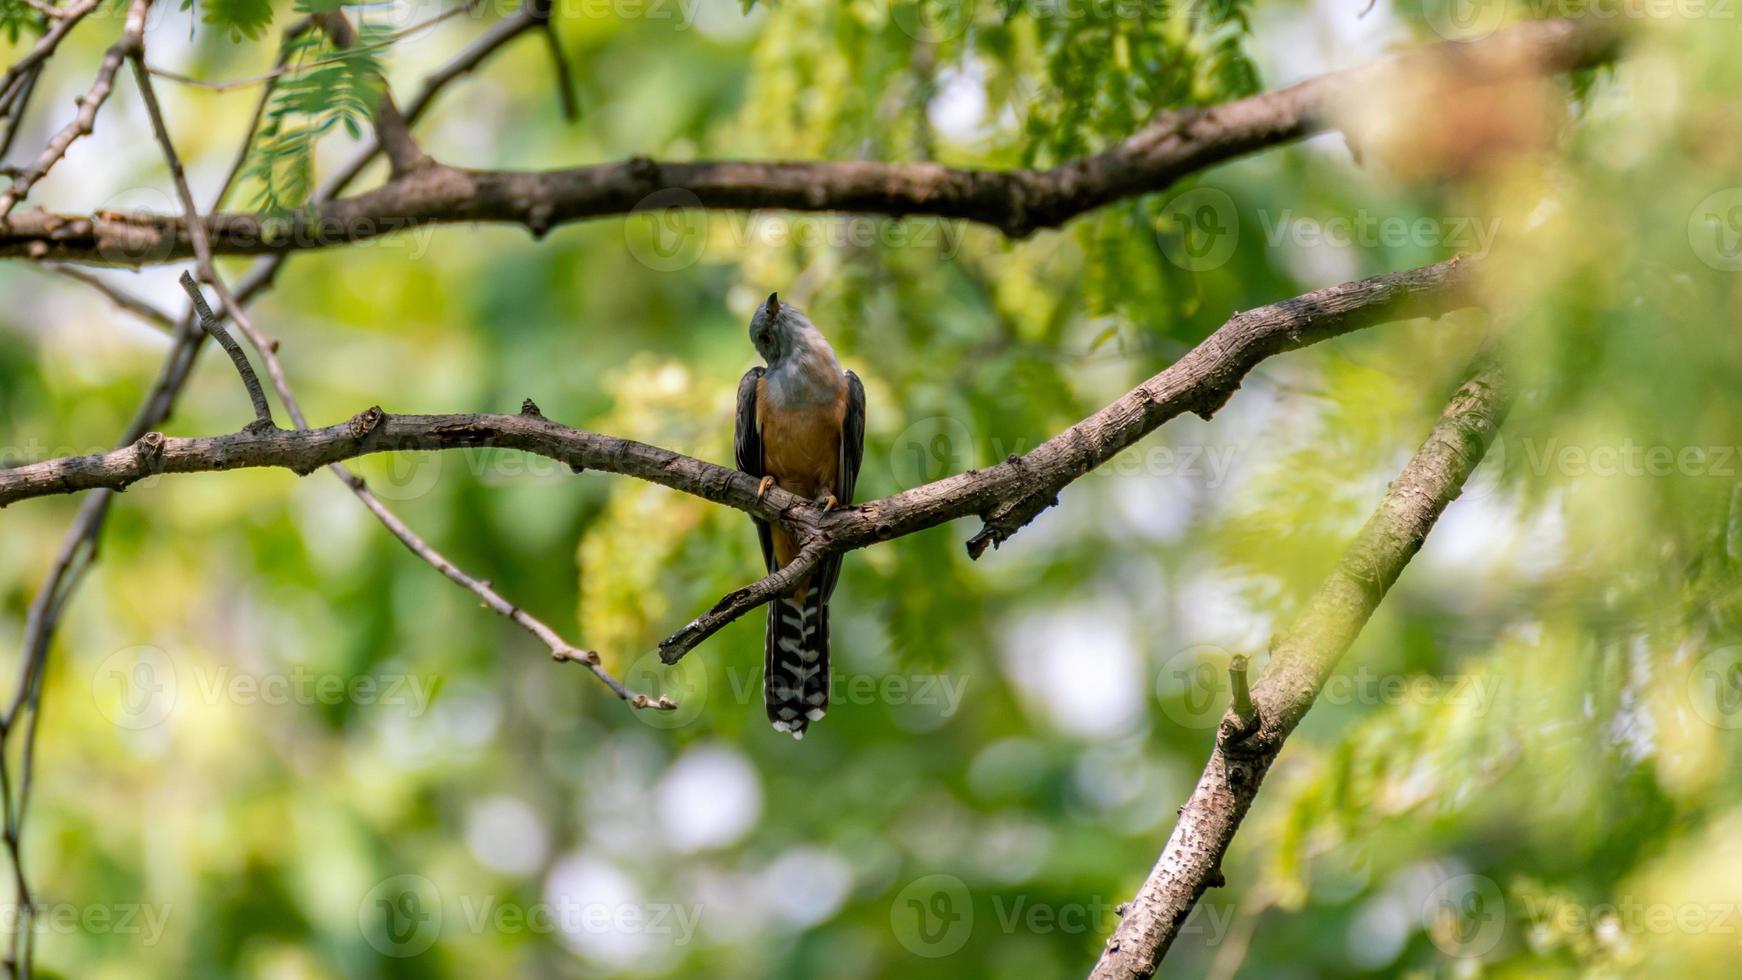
[765,292,780,317]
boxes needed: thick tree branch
[0,17,1619,263]
[0,259,1483,663]
[1088,355,1510,980]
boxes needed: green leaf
[237,25,392,215]
[200,0,273,41]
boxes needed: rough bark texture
[1088,356,1510,980]
[0,18,1618,264]
[0,259,1478,549]
[0,259,1482,669]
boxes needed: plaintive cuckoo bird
[736,293,866,739]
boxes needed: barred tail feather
[765,592,829,739]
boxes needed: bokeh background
[2,0,1741,976]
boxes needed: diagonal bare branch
[528,0,579,122]
[0,66,44,164]
[39,265,176,331]
[0,259,1485,665]
[178,273,276,427]
[1089,355,1510,980]
[319,1,549,199]
[0,0,101,105]
[658,542,827,664]
[0,0,151,219]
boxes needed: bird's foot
[756,476,775,500]
[817,493,838,510]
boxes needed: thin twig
[0,66,44,163]
[177,272,275,427]
[42,266,176,332]
[340,468,672,709]
[0,491,102,979]
[529,0,579,122]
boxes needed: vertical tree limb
[528,0,579,122]
[1090,354,1510,980]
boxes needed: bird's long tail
[765,588,829,739]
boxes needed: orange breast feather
[756,377,846,575]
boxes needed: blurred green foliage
[2,1,1741,978]
[242,19,390,213]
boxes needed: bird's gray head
[748,292,817,365]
